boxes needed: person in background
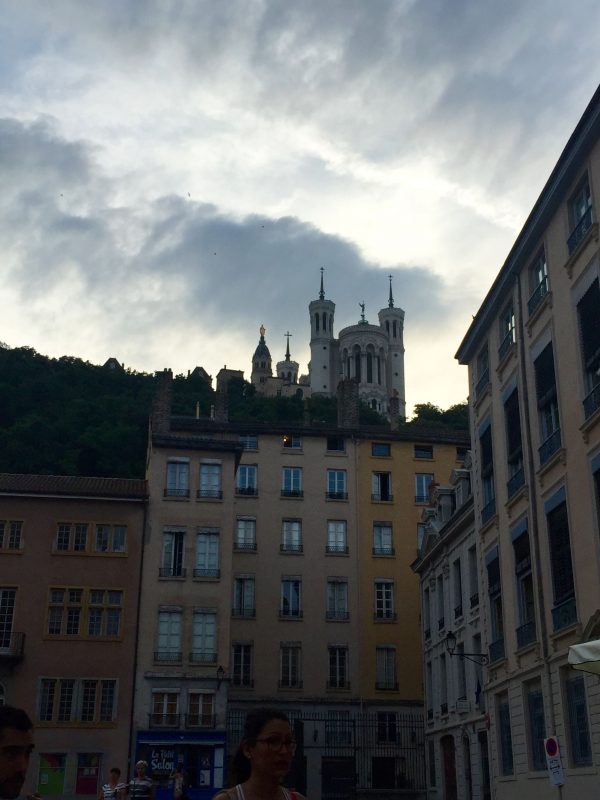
[98,767,126,800]
[169,765,185,800]
[0,705,36,800]
[213,708,304,800]
[129,761,155,800]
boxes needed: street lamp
[445,631,489,665]
[216,665,226,689]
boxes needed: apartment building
[456,84,600,798]
[412,456,491,800]
[0,473,147,797]
[141,370,469,800]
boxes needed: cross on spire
[319,267,325,300]
[284,331,292,360]
[388,274,394,308]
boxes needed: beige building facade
[456,84,600,798]
[0,473,147,798]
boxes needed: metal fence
[227,709,426,799]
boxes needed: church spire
[388,274,394,308]
[284,331,292,360]
[319,267,325,300]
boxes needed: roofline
[456,82,600,364]
[0,490,147,502]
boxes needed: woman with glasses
[214,708,304,800]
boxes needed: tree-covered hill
[0,345,468,478]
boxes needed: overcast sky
[2,2,599,413]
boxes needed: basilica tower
[309,269,337,395]
[250,325,273,388]
[377,276,406,419]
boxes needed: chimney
[389,395,400,431]
[214,390,229,422]
[336,379,359,429]
[152,369,173,434]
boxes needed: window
[326,436,345,452]
[283,434,302,449]
[326,520,347,554]
[94,525,127,553]
[528,250,549,316]
[199,462,222,498]
[160,530,185,578]
[195,529,219,578]
[487,554,504,662]
[372,442,391,457]
[415,473,433,503]
[328,646,348,689]
[436,575,444,630]
[479,424,495,523]
[526,682,546,771]
[577,278,600,418]
[151,691,179,726]
[282,468,303,497]
[373,524,393,556]
[38,679,116,724]
[372,472,392,501]
[281,579,302,618]
[497,694,514,775]
[375,646,397,690]
[281,520,302,552]
[498,304,515,360]
[514,528,536,648]
[547,499,576,631]
[475,346,489,398]
[423,588,431,639]
[165,460,189,497]
[237,465,258,495]
[0,521,23,550]
[568,177,593,254]
[327,579,348,620]
[235,518,256,551]
[232,643,253,687]
[534,343,561,463]
[453,559,463,619]
[54,523,88,552]
[417,523,426,553]
[374,581,395,620]
[46,588,122,639]
[326,470,347,500]
[280,643,302,688]
[428,739,436,787]
[440,654,448,714]
[565,673,592,766]
[426,662,433,718]
[456,446,467,462]
[504,389,524,497]
[191,611,216,663]
[468,546,479,609]
[155,610,182,662]
[187,693,215,727]
[377,712,397,743]
[233,576,255,617]
[239,434,258,450]
[414,445,433,459]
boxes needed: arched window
[377,356,381,384]
[355,350,362,382]
[393,320,397,338]
[386,320,390,333]
[367,352,373,383]
[316,314,320,332]
[322,312,327,330]
[371,399,377,410]
[346,357,351,378]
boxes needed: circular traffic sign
[545,737,558,757]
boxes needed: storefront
[135,729,226,800]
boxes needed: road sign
[544,736,565,787]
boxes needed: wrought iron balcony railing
[552,596,577,632]
[539,428,561,465]
[516,620,537,649]
[567,206,593,254]
[488,637,505,664]
[527,277,548,317]
[583,383,600,420]
[507,467,525,498]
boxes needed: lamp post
[445,631,489,666]
[216,665,226,689]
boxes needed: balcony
[197,488,223,499]
[481,497,496,525]
[415,494,429,504]
[234,541,257,552]
[539,428,561,465]
[470,592,479,609]
[193,568,220,579]
[326,680,350,690]
[567,206,593,255]
[371,492,393,502]
[279,609,303,620]
[372,546,395,556]
[0,632,25,664]
[185,714,216,729]
[583,383,600,420]
[154,651,182,664]
[189,650,217,664]
[506,467,525,498]
[236,486,258,497]
[516,621,537,649]
[475,368,490,400]
[375,681,398,691]
[231,607,255,618]
[280,543,303,553]
[528,277,549,317]
[149,713,180,728]
[158,567,186,579]
[326,610,349,621]
[454,604,463,620]
[281,489,303,498]
[326,544,348,554]
[164,488,190,498]
[498,331,515,362]
[374,611,397,622]
[455,697,470,714]
[552,596,577,632]
[326,491,348,501]
[488,637,505,664]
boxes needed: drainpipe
[514,271,562,798]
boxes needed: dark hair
[110,768,121,776]
[230,708,290,785]
[0,706,33,737]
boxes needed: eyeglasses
[254,735,297,753]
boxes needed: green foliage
[410,401,469,431]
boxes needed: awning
[568,638,600,675]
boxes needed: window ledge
[526,290,553,337]
[550,621,582,650]
[536,447,566,487]
[479,512,499,536]
[564,221,599,279]
[505,483,529,518]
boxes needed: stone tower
[250,325,273,388]
[377,276,406,419]
[309,268,337,395]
